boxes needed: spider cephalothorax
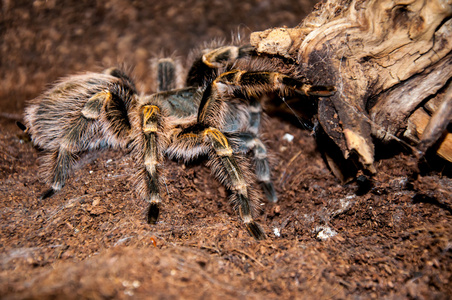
[23,44,335,239]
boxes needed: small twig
[231,248,265,268]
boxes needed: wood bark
[250,0,452,178]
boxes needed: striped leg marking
[141,105,163,224]
[204,127,266,240]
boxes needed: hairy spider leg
[236,97,277,203]
[33,71,137,199]
[169,125,266,240]
[198,70,335,124]
[136,104,164,223]
[156,58,177,92]
[201,45,255,69]
[39,91,113,199]
[202,68,336,117]
[135,59,181,223]
[187,45,255,87]
[205,127,266,239]
[40,147,78,199]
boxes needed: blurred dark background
[0,0,319,112]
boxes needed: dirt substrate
[1,1,451,299]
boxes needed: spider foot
[260,181,278,203]
[16,121,27,132]
[39,188,56,200]
[146,202,160,224]
[245,221,266,240]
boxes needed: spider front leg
[169,125,266,240]
[187,44,255,87]
[204,128,266,240]
[198,70,336,125]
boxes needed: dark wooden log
[250,0,452,178]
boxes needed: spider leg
[132,58,183,224]
[39,113,93,199]
[204,127,266,239]
[133,104,167,224]
[25,72,137,199]
[169,125,266,240]
[201,45,254,69]
[236,98,277,203]
[156,58,177,92]
[39,148,77,199]
[187,45,254,87]
[198,70,336,123]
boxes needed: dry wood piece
[251,0,452,178]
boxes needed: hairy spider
[23,44,335,239]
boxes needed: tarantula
[22,44,335,239]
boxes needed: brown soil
[1,1,451,299]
